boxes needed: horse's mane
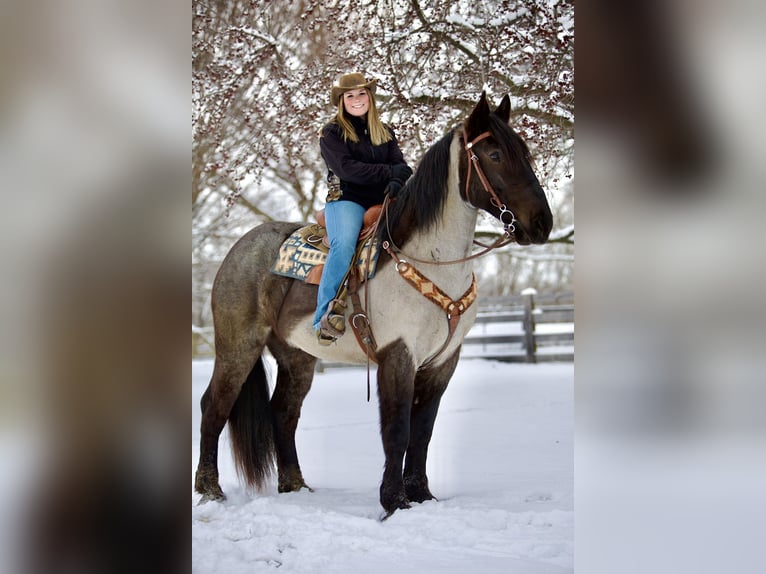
[381,112,533,243]
[382,129,455,240]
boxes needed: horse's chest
[368,265,477,361]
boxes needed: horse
[194,92,553,517]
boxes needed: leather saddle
[303,204,382,283]
[269,204,383,285]
[314,204,383,248]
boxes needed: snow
[549,224,574,242]
[192,358,573,573]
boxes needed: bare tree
[192,0,574,334]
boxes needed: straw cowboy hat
[330,72,378,106]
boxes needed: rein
[382,129,517,267]
[383,201,513,267]
[346,129,521,380]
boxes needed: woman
[314,72,412,344]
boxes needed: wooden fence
[192,291,574,368]
[459,291,574,364]
[314,290,573,370]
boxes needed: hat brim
[331,79,377,106]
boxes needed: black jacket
[319,115,412,209]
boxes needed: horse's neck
[403,134,478,277]
[405,194,477,264]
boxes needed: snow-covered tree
[193,0,574,332]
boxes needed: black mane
[381,129,455,242]
[380,113,533,245]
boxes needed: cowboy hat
[330,73,377,106]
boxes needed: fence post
[522,288,537,363]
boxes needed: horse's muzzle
[515,211,553,245]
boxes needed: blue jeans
[313,200,366,330]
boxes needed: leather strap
[383,241,478,367]
[346,271,377,401]
[345,201,389,401]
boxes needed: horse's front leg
[376,342,416,516]
[404,347,461,503]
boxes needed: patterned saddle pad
[270,223,381,284]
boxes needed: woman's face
[342,89,369,117]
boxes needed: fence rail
[192,291,574,368]
[315,291,573,370]
[462,293,574,364]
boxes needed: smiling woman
[314,72,413,344]
[343,89,370,116]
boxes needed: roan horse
[195,92,553,517]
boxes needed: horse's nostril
[531,212,553,240]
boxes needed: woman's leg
[313,200,366,330]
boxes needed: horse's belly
[285,318,371,366]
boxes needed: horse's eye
[489,151,501,162]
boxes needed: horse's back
[211,221,303,342]
[215,221,301,285]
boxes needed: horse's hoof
[380,491,411,519]
[195,470,226,502]
[278,479,314,493]
[407,491,436,504]
[380,498,411,521]
[404,477,436,503]
[197,490,226,505]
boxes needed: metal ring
[498,205,516,226]
[395,260,408,273]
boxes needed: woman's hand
[391,163,412,183]
[385,180,402,197]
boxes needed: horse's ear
[495,94,511,123]
[464,91,491,139]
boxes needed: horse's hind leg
[195,340,268,501]
[196,380,224,501]
[267,335,317,493]
[404,348,461,503]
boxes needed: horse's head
[461,92,553,245]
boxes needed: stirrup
[316,328,337,346]
[319,298,346,338]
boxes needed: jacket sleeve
[319,124,392,184]
[387,128,408,168]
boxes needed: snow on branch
[549,224,574,243]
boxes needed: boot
[317,298,346,345]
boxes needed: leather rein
[382,130,517,266]
[348,129,520,386]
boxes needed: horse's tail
[228,356,275,491]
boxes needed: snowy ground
[192,358,573,574]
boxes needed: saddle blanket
[270,223,381,284]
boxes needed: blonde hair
[332,89,393,146]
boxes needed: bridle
[463,130,517,236]
[350,128,523,377]
[381,128,517,267]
